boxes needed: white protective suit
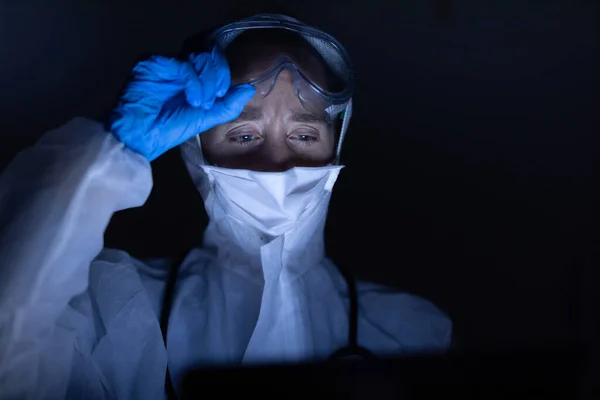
[0,118,451,400]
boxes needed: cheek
[318,129,337,164]
[199,127,225,164]
[325,127,336,152]
[199,127,217,146]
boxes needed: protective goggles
[209,14,355,119]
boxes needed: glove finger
[200,84,256,128]
[121,56,188,109]
[183,64,205,108]
[189,52,210,72]
[187,53,213,107]
[132,55,189,82]
[211,46,231,98]
[189,51,218,110]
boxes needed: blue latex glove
[109,47,255,161]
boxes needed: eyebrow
[236,106,263,122]
[233,106,330,125]
[290,109,330,124]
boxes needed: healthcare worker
[0,14,451,400]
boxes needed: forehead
[237,75,331,125]
[243,79,302,115]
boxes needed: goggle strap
[334,99,352,164]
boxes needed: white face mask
[199,165,343,238]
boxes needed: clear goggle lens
[234,55,344,118]
[222,28,352,118]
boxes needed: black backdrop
[0,0,597,353]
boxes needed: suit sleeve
[0,118,152,399]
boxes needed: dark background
[0,0,597,354]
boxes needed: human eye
[297,134,318,142]
[226,130,262,146]
[289,130,319,146]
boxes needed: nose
[257,160,296,173]
[254,151,296,172]
[253,138,297,172]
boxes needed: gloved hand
[109,47,255,161]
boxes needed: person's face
[201,57,336,172]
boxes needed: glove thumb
[201,84,256,128]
